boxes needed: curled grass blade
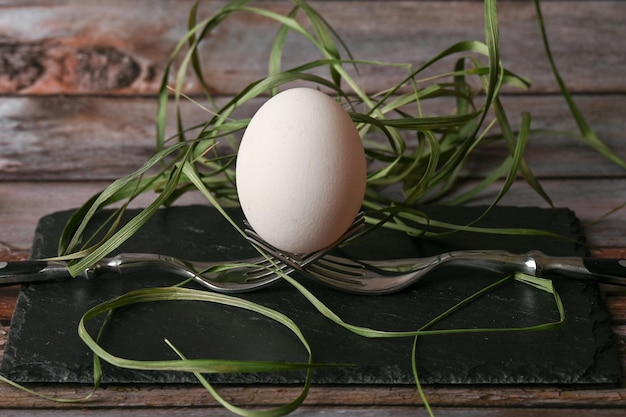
[59,141,190,257]
[533,0,626,169]
[79,286,345,417]
[166,340,313,417]
[274,266,564,340]
[64,145,196,276]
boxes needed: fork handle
[580,258,626,283]
[0,260,70,285]
[454,250,626,285]
[86,253,217,280]
[367,250,626,286]
[583,258,626,276]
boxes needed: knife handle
[0,260,70,285]
[584,258,626,277]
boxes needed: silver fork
[98,212,364,293]
[0,213,366,294]
[244,237,626,294]
[0,253,291,293]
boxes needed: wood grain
[0,1,624,96]
[0,182,208,250]
[1,408,625,417]
[0,379,625,410]
[0,94,624,181]
[0,177,624,250]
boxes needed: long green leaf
[533,0,626,169]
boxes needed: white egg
[236,87,366,254]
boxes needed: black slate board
[1,205,621,386]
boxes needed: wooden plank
[0,178,624,251]
[0,182,209,251]
[467,94,626,178]
[1,379,626,409]
[0,95,243,181]
[1,94,624,181]
[0,1,623,95]
[1,407,626,417]
[454,177,626,248]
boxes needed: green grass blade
[533,0,626,169]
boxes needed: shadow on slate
[0,205,621,386]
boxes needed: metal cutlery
[246,231,626,295]
[0,213,366,293]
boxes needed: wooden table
[1,1,625,415]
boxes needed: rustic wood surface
[0,0,625,415]
[0,1,624,95]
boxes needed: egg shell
[236,88,366,254]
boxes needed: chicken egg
[236,87,366,254]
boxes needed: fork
[0,253,291,293]
[0,212,366,294]
[244,235,626,294]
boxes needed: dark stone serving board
[1,205,621,386]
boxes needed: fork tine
[244,212,368,289]
[244,211,366,266]
[244,229,304,273]
[243,260,294,281]
[305,256,367,285]
[299,212,366,267]
[244,211,365,255]
[317,255,365,273]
